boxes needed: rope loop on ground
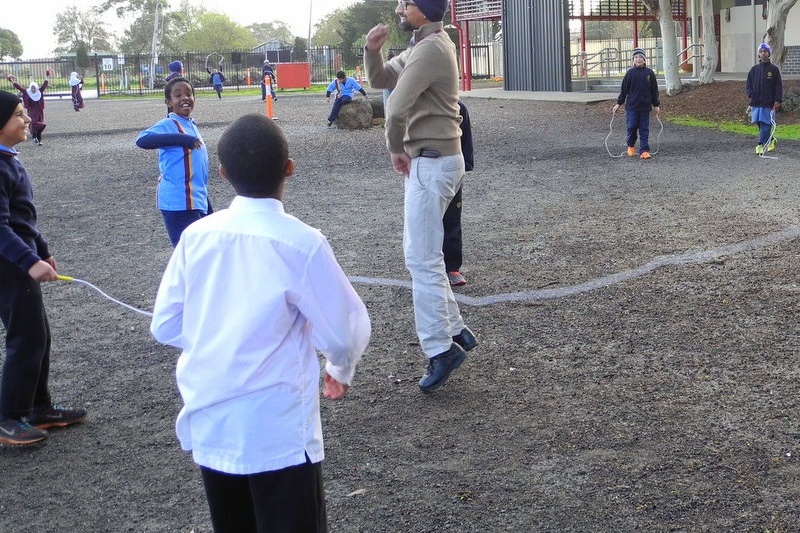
[605,110,664,158]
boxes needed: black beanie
[0,91,21,129]
[414,0,447,22]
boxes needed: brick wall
[783,45,800,77]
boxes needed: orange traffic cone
[264,76,274,119]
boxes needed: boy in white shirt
[150,113,371,532]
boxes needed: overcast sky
[4,0,354,59]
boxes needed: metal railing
[571,47,620,91]
[677,43,704,72]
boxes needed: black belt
[418,149,441,158]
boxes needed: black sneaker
[453,326,477,351]
[0,418,49,445]
[419,343,467,392]
[23,405,87,429]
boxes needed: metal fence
[1,59,80,97]
[1,44,502,98]
[569,37,665,79]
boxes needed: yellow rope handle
[56,274,74,281]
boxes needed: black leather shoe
[419,343,467,392]
[453,326,477,351]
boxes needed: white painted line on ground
[349,224,800,307]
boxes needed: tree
[337,1,396,54]
[312,0,409,60]
[763,0,799,68]
[313,8,347,46]
[640,0,682,95]
[106,0,162,54]
[0,28,23,60]
[177,13,256,53]
[53,6,114,55]
[116,1,203,55]
[249,22,294,45]
[293,37,308,61]
[697,0,718,84]
[76,42,91,68]
[100,0,157,18]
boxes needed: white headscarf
[27,82,42,102]
[69,72,82,87]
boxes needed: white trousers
[403,154,466,358]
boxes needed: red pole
[461,21,472,91]
[450,1,471,91]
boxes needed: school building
[452,0,800,92]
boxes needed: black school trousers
[200,456,327,533]
[0,259,52,419]
[443,187,463,272]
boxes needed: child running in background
[207,63,226,99]
[7,70,50,145]
[613,48,660,160]
[136,77,211,246]
[69,72,84,111]
[150,113,370,532]
[0,90,87,446]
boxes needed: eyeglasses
[398,1,416,10]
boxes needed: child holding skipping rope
[746,42,783,155]
[150,113,371,532]
[0,90,86,446]
[613,47,661,160]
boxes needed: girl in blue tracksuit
[613,48,661,159]
[136,78,211,246]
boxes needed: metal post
[691,0,699,76]
[149,2,162,90]
[752,0,758,64]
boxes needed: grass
[666,115,800,140]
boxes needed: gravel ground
[1,85,800,532]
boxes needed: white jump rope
[51,109,775,316]
[605,109,664,158]
[758,109,779,160]
[56,275,153,317]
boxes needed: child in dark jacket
[613,48,661,160]
[0,90,87,446]
[207,64,226,99]
[746,43,783,154]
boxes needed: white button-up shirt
[150,196,371,475]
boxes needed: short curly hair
[218,114,289,198]
[164,77,193,100]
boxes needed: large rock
[335,99,373,130]
[369,98,386,119]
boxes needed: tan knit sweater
[365,21,462,158]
